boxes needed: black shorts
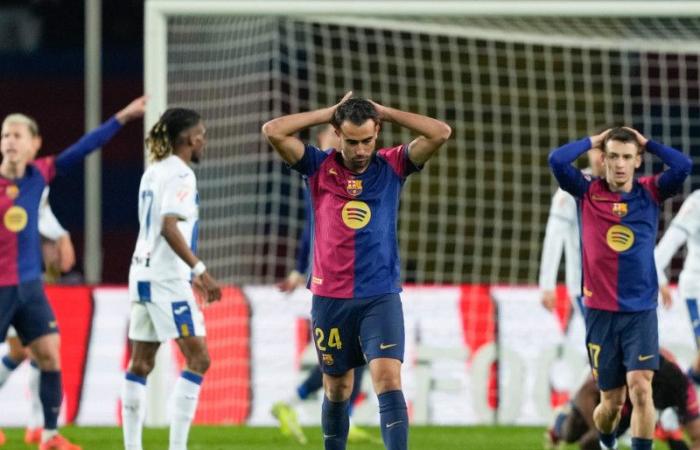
[0,280,58,345]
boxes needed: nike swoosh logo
[386,420,403,428]
[638,354,655,361]
[323,434,336,439]
[380,343,398,350]
[174,306,189,315]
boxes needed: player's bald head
[331,98,379,129]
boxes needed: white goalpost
[144,0,700,424]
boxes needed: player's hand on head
[659,284,673,309]
[590,128,612,149]
[328,91,353,119]
[367,99,388,122]
[541,290,556,312]
[622,126,649,147]
[116,95,148,124]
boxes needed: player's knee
[31,348,60,371]
[129,358,156,377]
[628,377,653,408]
[186,353,211,374]
[324,375,353,401]
[371,370,401,394]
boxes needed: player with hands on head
[122,107,221,450]
[263,91,451,450]
[549,125,691,450]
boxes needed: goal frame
[144,0,700,133]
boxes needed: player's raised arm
[548,130,608,198]
[54,95,146,174]
[262,92,352,165]
[370,100,451,166]
[624,127,692,200]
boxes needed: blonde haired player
[122,108,221,450]
[0,114,77,444]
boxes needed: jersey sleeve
[638,175,663,204]
[290,144,331,177]
[54,116,122,175]
[38,187,68,240]
[33,157,56,184]
[672,192,700,236]
[378,144,421,178]
[160,172,197,219]
[645,140,692,201]
[654,226,687,286]
[548,137,593,198]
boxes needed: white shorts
[127,279,206,342]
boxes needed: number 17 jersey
[129,155,199,282]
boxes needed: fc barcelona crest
[612,203,628,218]
[346,179,363,197]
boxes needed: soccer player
[263,92,451,450]
[654,190,700,384]
[546,354,700,450]
[0,97,146,450]
[0,136,77,445]
[122,108,222,450]
[0,181,76,445]
[273,124,374,445]
[549,127,692,450]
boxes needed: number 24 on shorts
[315,327,342,351]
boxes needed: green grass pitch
[0,426,655,450]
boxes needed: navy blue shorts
[0,280,58,345]
[584,308,659,391]
[311,293,404,376]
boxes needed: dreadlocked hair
[145,108,201,162]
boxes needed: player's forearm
[646,140,692,197]
[538,218,565,290]
[161,222,200,269]
[548,138,591,196]
[263,108,334,142]
[54,116,122,173]
[382,107,451,145]
[655,225,688,284]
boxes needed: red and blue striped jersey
[291,144,420,299]
[0,158,55,286]
[549,137,692,312]
[0,116,122,287]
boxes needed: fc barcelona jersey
[549,137,691,312]
[0,158,55,286]
[291,144,420,299]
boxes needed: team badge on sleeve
[346,179,363,197]
[612,202,628,217]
